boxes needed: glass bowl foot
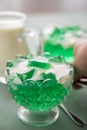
[18,106,59,127]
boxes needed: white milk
[0,11,29,75]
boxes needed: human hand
[73,39,87,89]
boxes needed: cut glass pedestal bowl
[5,54,73,127]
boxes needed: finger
[73,80,87,89]
[72,82,84,89]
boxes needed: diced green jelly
[8,78,70,111]
[42,26,83,62]
[6,61,14,67]
[17,69,35,82]
[50,26,80,38]
[43,42,74,62]
[64,26,80,31]
[50,27,66,37]
[6,56,27,68]
[28,60,51,69]
[41,73,57,83]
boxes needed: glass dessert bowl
[5,54,73,127]
[42,26,87,62]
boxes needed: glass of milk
[0,11,29,76]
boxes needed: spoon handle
[59,104,87,127]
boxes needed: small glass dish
[5,54,73,127]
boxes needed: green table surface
[0,12,87,130]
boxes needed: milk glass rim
[0,11,27,24]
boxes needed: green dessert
[42,26,87,62]
[6,55,73,112]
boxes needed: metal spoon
[59,103,87,127]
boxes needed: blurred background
[0,0,87,13]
